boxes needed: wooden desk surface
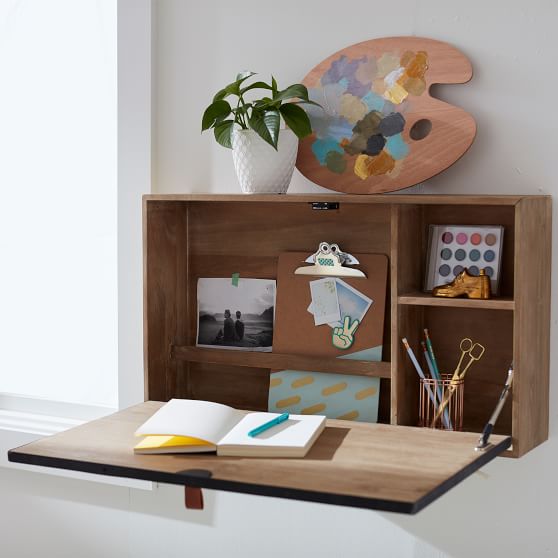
[8,401,510,514]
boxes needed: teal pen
[424,329,440,378]
[248,413,290,438]
[421,341,452,429]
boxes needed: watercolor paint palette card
[424,225,504,294]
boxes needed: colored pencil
[421,341,451,429]
[401,338,438,411]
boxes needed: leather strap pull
[184,486,204,510]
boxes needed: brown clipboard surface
[273,252,388,359]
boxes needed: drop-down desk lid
[8,401,510,514]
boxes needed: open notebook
[134,399,326,458]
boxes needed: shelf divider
[173,346,391,378]
[398,292,515,310]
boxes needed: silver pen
[476,363,514,451]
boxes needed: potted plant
[201,72,320,194]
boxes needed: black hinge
[310,202,339,210]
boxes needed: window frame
[0,0,152,489]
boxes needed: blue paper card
[268,369,380,423]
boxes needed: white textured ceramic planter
[231,128,298,194]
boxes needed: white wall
[151,0,558,555]
[2,1,557,557]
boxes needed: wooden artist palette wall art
[297,37,476,194]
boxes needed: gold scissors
[432,338,485,427]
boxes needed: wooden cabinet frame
[143,194,551,457]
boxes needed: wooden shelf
[398,292,515,310]
[143,193,531,206]
[173,346,392,378]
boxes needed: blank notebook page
[135,399,243,444]
[217,413,325,448]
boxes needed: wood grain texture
[297,37,476,194]
[143,200,189,402]
[186,362,271,411]
[391,205,423,424]
[174,346,391,378]
[423,307,514,436]
[143,194,529,206]
[8,402,510,514]
[513,198,552,456]
[398,293,515,310]
[186,201,391,257]
[396,305,424,426]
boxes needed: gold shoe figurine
[432,268,492,299]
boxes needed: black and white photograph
[196,278,275,351]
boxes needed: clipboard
[273,252,388,360]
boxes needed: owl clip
[294,242,366,278]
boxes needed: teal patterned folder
[268,366,380,423]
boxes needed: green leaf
[271,76,278,98]
[213,88,228,101]
[274,84,310,102]
[279,103,312,139]
[236,71,256,81]
[213,120,235,148]
[253,98,275,108]
[234,103,252,115]
[212,84,237,102]
[239,81,273,95]
[201,100,232,131]
[249,109,280,149]
[212,72,257,101]
[295,99,322,108]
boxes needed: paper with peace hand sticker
[332,316,359,350]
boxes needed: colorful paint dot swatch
[455,249,466,261]
[425,225,504,294]
[439,264,451,276]
[470,233,482,245]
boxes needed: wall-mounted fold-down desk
[8,194,550,514]
[9,401,510,514]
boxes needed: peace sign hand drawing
[332,316,359,350]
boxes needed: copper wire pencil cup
[419,374,464,431]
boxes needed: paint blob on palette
[424,225,504,294]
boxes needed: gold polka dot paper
[268,370,380,423]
